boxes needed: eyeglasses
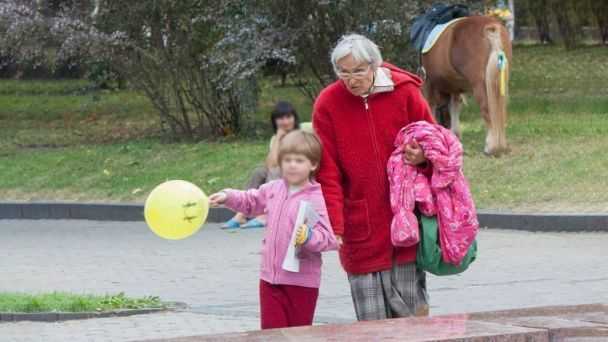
[336,65,371,80]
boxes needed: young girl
[209,130,338,329]
[221,101,301,229]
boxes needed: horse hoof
[483,146,510,157]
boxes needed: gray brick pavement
[0,220,607,341]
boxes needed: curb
[137,303,608,342]
[1,202,607,232]
[477,210,608,232]
[0,202,232,223]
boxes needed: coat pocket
[343,199,372,243]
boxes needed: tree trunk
[150,3,164,50]
[529,0,553,44]
[590,0,608,44]
[507,0,515,41]
[552,0,578,49]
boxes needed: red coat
[313,63,435,274]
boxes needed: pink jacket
[224,179,338,288]
[387,121,478,265]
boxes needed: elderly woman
[313,34,436,320]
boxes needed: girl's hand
[295,223,311,246]
[209,192,227,207]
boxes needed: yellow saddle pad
[422,17,467,54]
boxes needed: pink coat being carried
[387,121,478,265]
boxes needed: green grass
[505,45,608,115]
[0,79,91,96]
[0,138,267,201]
[0,292,164,313]
[0,45,607,211]
[0,92,153,122]
[461,112,608,211]
[0,85,157,153]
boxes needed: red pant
[259,279,319,329]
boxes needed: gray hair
[330,34,383,73]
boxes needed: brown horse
[421,16,512,156]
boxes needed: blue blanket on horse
[410,4,470,52]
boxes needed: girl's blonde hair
[278,130,322,175]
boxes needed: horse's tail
[484,23,509,155]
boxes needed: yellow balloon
[144,180,209,240]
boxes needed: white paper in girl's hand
[282,201,320,272]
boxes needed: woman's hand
[403,139,427,165]
[277,127,289,139]
[209,192,227,207]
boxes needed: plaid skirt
[347,262,429,321]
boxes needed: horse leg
[423,79,447,127]
[438,102,450,128]
[422,79,436,119]
[449,94,464,139]
[471,82,497,155]
[434,92,451,129]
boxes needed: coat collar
[369,67,395,95]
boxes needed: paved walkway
[1,220,607,341]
